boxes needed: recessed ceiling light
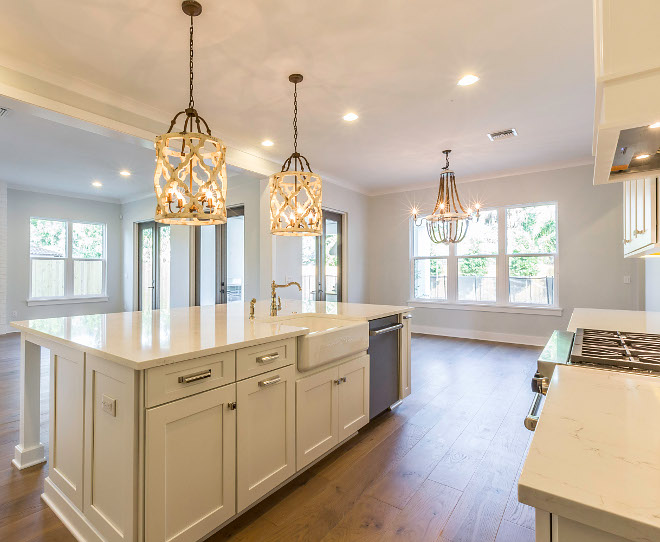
[635,153,651,160]
[457,74,479,86]
[92,181,103,188]
[650,122,660,129]
[261,140,274,146]
[119,170,131,177]
[343,113,359,122]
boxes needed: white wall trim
[411,323,547,347]
[408,300,563,316]
[27,296,109,307]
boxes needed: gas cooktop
[571,328,660,373]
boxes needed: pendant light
[418,150,479,244]
[153,1,228,225]
[270,74,322,236]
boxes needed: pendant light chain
[188,15,195,109]
[292,81,298,157]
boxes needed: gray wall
[7,188,123,321]
[367,165,645,344]
[645,258,660,311]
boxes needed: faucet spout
[270,280,302,316]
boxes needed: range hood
[610,125,660,177]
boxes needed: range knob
[531,371,549,395]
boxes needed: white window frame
[409,202,561,315]
[28,218,108,305]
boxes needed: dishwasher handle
[369,323,404,336]
[524,392,544,431]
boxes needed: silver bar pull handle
[369,323,404,336]
[524,393,543,431]
[258,375,281,388]
[257,353,280,364]
[178,369,212,384]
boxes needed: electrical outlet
[101,395,117,417]
[623,275,632,284]
[11,311,17,319]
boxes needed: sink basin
[278,316,369,371]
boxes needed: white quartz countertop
[518,364,660,542]
[10,300,411,369]
[569,307,660,334]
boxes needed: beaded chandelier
[154,1,227,226]
[421,150,479,244]
[270,74,322,236]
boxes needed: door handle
[524,393,544,431]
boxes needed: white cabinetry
[535,510,632,542]
[623,177,658,257]
[296,355,369,469]
[236,365,295,512]
[145,384,236,542]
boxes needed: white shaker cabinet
[145,384,236,542]
[623,177,658,257]
[296,355,370,469]
[236,365,295,512]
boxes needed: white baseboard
[42,477,104,542]
[411,324,547,347]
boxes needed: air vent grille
[487,128,517,141]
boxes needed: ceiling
[0,0,596,194]
[0,99,258,202]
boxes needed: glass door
[137,221,170,310]
[302,210,342,302]
[195,206,245,305]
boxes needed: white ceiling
[0,98,258,202]
[0,0,596,194]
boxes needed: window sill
[407,300,563,316]
[27,296,109,307]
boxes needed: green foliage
[459,257,488,276]
[30,218,66,256]
[507,205,557,276]
[72,223,104,258]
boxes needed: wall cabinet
[623,177,658,257]
[296,355,369,469]
[145,384,236,542]
[236,365,295,512]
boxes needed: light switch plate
[623,275,632,284]
[101,395,116,417]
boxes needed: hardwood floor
[0,332,539,542]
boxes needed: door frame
[137,220,170,311]
[311,209,343,302]
[194,205,245,305]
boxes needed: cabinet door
[337,355,370,441]
[623,181,632,255]
[145,384,236,542]
[296,366,338,470]
[237,365,295,512]
[399,314,412,399]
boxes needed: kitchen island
[518,308,660,542]
[10,300,412,542]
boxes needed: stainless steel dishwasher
[368,315,403,419]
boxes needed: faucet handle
[277,296,282,310]
[249,298,256,320]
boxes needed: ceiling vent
[487,128,518,141]
[0,107,10,118]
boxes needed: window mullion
[67,221,73,297]
[497,208,507,304]
[447,242,457,302]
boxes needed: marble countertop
[569,307,660,334]
[518,364,660,542]
[10,300,412,369]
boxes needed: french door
[137,221,171,310]
[302,210,342,302]
[195,206,245,305]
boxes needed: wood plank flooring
[0,332,539,542]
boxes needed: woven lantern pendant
[154,1,228,226]
[425,150,479,244]
[270,74,322,236]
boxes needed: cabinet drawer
[236,338,295,381]
[146,351,236,408]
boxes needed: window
[30,218,107,301]
[302,210,343,302]
[506,204,557,305]
[411,203,557,308]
